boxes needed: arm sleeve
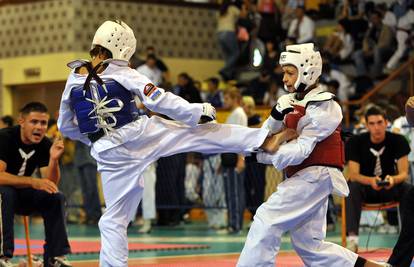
[57,77,92,145]
[266,100,343,170]
[38,139,52,168]
[345,136,360,163]
[115,67,203,127]
[394,134,411,159]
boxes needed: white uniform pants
[237,167,358,267]
[91,116,268,267]
[142,163,156,220]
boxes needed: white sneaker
[138,219,152,234]
[0,258,13,267]
[346,237,358,253]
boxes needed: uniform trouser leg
[388,187,414,267]
[224,168,245,231]
[0,186,17,258]
[93,117,269,266]
[142,164,156,220]
[291,199,358,267]
[237,168,358,267]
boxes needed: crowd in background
[0,0,413,235]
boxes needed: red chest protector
[284,103,344,178]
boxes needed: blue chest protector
[69,61,139,135]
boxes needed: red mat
[14,239,209,256]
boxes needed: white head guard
[91,20,136,62]
[279,43,322,92]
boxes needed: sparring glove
[262,94,294,134]
[200,103,216,123]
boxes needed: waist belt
[87,116,140,143]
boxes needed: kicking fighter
[57,20,292,267]
[237,43,390,267]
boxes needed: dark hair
[208,77,219,87]
[90,45,113,59]
[1,115,14,127]
[327,80,340,90]
[220,0,232,16]
[20,102,48,116]
[146,54,157,61]
[364,105,386,121]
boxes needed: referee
[0,102,71,267]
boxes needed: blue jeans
[78,163,101,221]
[223,167,245,232]
[217,31,239,80]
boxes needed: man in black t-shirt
[345,106,413,253]
[0,102,71,267]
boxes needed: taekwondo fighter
[57,20,293,267]
[237,43,391,267]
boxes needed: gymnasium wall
[0,0,223,115]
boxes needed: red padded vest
[284,104,344,178]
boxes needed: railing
[342,57,414,128]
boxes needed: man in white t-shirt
[222,88,248,233]
[136,55,162,86]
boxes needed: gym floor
[13,220,412,267]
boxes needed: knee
[49,192,66,205]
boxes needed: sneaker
[0,258,13,267]
[138,219,152,234]
[346,238,358,253]
[49,256,71,267]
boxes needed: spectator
[352,10,395,78]
[320,60,356,101]
[287,6,315,44]
[263,80,285,107]
[345,106,412,252]
[323,19,354,63]
[205,77,224,108]
[175,73,202,103]
[139,163,157,234]
[392,114,414,184]
[136,54,163,86]
[340,0,365,21]
[217,0,241,81]
[257,0,282,43]
[74,141,101,225]
[246,70,272,105]
[222,88,247,234]
[0,115,13,129]
[202,153,227,231]
[0,102,71,266]
[385,5,414,72]
[146,46,170,85]
[262,40,279,78]
[242,96,266,218]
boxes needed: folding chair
[341,199,400,247]
[23,216,33,267]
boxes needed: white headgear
[91,20,136,62]
[279,43,322,92]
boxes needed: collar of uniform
[293,86,334,107]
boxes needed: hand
[406,96,414,109]
[50,137,64,161]
[200,103,216,123]
[263,128,298,154]
[235,157,245,174]
[370,177,382,191]
[384,175,395,190]
[271,94,294,121]
[31,178,58,194]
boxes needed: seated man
[0,102,71,267]
[346,105,412,252]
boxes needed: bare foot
[262,129,298,153]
